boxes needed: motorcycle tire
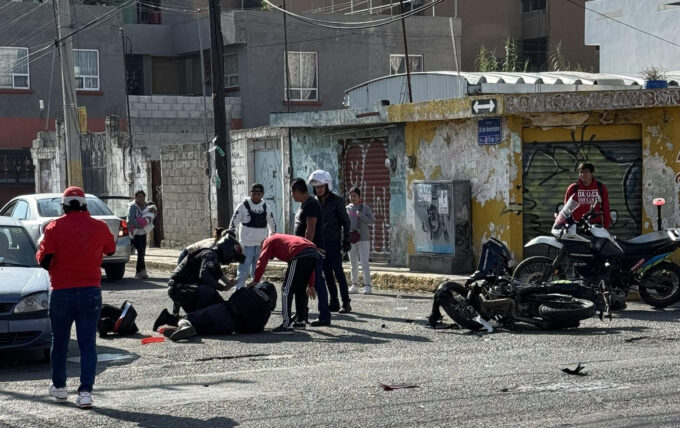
[512,256,559,286]
[638,261,680,308]
[438,284,486,331]
[538,296,596,323]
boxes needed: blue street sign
[478,117,502,145]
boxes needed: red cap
[62,186,86,206]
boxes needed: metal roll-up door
[344,138,391,255]
[522,139,642,257]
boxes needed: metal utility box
[409,180,474,274]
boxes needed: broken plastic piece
[562,363,587,376]
[473,315,493,332]
[141,336,165,345]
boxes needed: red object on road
[141,336,165,345]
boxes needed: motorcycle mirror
[653,198,666,207]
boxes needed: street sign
[478,117,502,145]
[471,98,497,114]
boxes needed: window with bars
[389,54,424,75]
[284,51,318,101]
[225,53,239,89]
[0,47,29,89]
[74,49,100,91]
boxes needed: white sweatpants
[349,240,371,287]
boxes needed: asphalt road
[1,269,680,427]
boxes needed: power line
[562,0,680,49]
[0,0,52,38]
[55,0,135,46]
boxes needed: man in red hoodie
[37,186,116,409]
[248,234,319,334]
[564,162,611,229]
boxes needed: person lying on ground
[153,281,278,341]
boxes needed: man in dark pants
[153,281,278,341]
[308,170,352,313]
[291,178,331,327]
[166,234,245,315]
[248,234,320,334]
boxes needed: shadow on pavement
[92,408,238,428]
[102,277,167,291]
[613,308,680,322]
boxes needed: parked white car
[0,193,131,280]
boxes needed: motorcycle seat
[617,232,677,255]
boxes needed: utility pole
[399,0,413,103]
[208,0,232,226]
[55,0,83,187]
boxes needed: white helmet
[308,170,333,191]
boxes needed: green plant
[641,66,667,81]
[474,46,500,72]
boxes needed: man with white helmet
[308,170,353,313]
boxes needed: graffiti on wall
[523,131,642,244]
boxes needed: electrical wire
[0,0,52,37]
[55,0,136,46]
[562,0,680,49]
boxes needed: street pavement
[1,268,680,427]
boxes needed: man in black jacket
[166,234,245,315]
[308,170,353,313]
[154,282,278,341]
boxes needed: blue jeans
[49,287,102,393]
[235,245,261,288]
[314,261,331,323]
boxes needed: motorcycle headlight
[13,291,49,314]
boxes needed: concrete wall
[585,0,680,73]
[229,10,459,128]
[289,125,408,265]
[128,95,241,160]
[160,143,213,245]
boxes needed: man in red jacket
[37,186,116,409]
[564,162,611,229]
[248,234,319,334]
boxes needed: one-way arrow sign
[472,99,497,114]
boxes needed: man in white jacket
[228,183,276,289]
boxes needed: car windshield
[0,226,39,267]
[36,197,114,217]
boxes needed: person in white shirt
[228,183,276,289]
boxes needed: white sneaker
[362,286,372,295]
[348,285,358,294]
[49,385,67,401]
[76,391,93,409]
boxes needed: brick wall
[129,95,242,160]
[160,143,213,246]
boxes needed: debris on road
[379,383,420,391]
[562,363,587,376]
[141,336,165,345]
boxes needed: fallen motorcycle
[429,239,597,332]
[513,196,680,308]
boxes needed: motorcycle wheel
[538,296,596,323]
[512,256,559,285]
[638,261,680,308]
[438,284,486,331]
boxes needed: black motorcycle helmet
[254,281,278,311]
[212,234,246,264]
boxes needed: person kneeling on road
[248,234,322,334]
[166,233,246,315]
[153,281,278,341]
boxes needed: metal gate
[343,138,391,255]
[81,133,108,196]
[522,139,642,256]
[254,149,283,233]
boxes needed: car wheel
[104,263,126,281]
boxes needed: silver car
[0,193,131,280]
[0,217,51,360]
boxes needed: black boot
[170,321,197,341]
[329,299,341,312]
[339,301,352,313]
[153,308,179,332]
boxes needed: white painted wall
[585,0,680,74]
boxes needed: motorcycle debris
[379,383,419,391]
[562,363,587,376]
[473,315,493,333]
